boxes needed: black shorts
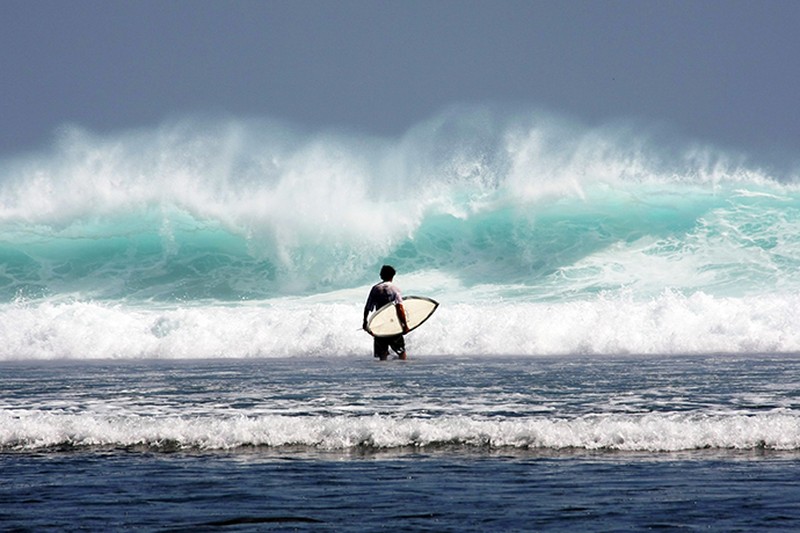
[374,334,405,359]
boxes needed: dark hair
[379,265,396,281]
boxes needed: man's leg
[390,335,407,360]
[374,337,389,361]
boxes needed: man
[362,265,410,360]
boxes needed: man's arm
[362,288,374,331]
[396,303,410,334]
[362,306,370,331]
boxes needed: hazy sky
[2,0,798,163]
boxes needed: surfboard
[367,296,439,337]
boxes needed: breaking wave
[1,107,799,358]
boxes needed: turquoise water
[2,169,799,303]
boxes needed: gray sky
[2,0,798,166]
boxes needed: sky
[2,0,799,167]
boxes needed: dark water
[3,355,800,530]
[2,450,800,531]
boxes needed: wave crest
[1,109,797,303]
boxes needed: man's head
[379,265,396,281]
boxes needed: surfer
[363,265,410,360]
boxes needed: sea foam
[3,410,799,452]
[1,290,799,360]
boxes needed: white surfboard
[367,296,439,337]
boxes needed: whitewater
[1,108,799,359]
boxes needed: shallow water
[3,355,800,530]
[4,355,800,452]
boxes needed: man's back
[366,281,402,312]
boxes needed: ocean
[2,108,800,530]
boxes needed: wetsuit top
[364,281,403,314]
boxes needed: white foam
[2,410,799,452]
[2,290,800,360]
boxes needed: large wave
[1,108,799,358]
[2,107,796,303]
